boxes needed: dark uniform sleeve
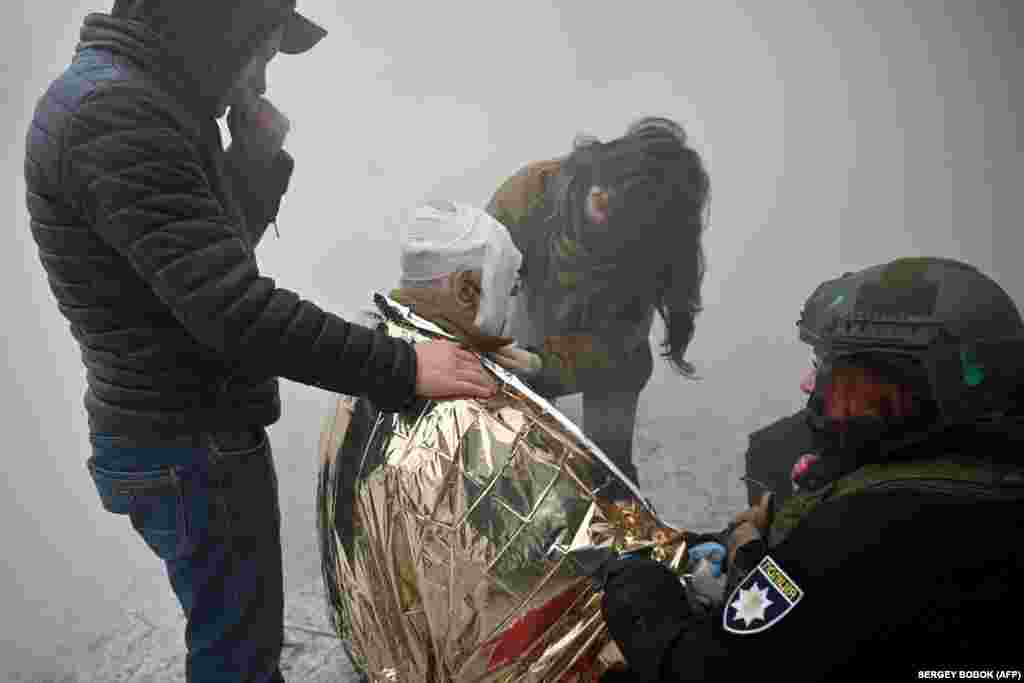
[743,410,814,506]
[63,85,417,411]
[604,490,999,681]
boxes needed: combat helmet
[798,257,1024,426]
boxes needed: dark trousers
[546,341,654,499]
[87,429,284,682]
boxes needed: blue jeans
[87,430,284,682]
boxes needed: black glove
[599,667,635,683]
[601,558,692,682]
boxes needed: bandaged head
[400,200,523,336]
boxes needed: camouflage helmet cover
[798,257,1024,424]
[799,257,1022,353]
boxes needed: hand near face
[228,94,290,166]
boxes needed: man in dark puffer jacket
[23,2,496,680]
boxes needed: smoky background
[2,0,1022,678]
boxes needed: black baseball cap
[281,6,327,54]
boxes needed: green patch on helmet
[879,257,933,289]
[854,259,939,318]
[960,347,986,387]
[557,270,581,289]
[556,236,581,259]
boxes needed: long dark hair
[553,117,710,374]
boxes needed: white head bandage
[400,200,523,336]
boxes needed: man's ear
[452,269,482,309]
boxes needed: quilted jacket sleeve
[222,146,294,246]
[63,84,417,411]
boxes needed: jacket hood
[79,0,298,117]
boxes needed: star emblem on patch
[723,555,803,634]
[730,582,774,627]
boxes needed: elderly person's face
[400,200,522,337]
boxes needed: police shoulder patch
[722,554,804,635]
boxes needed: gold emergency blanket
[318,295,690,682]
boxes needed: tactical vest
[769,456,1024,547]
[712,454,1024,609]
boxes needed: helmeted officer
[599,257,1024,681]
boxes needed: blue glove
[688,542,727,578]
